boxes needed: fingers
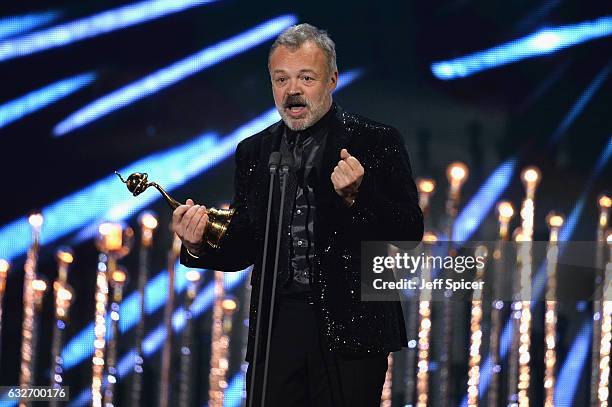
[333,164,350,186]
[186,206,207,238]
[339,149,363,173]
[171,198,208,253]
[338,159,351,172]
[172,199,194,226]
[332,148,365,195]
[172,206,189,229]
[331,171,344,191]
[194,210,209,240]
[172,204,198,239]
[345,156,363,173]
[180,205,200,236]
[337,159,363,180]
[172,201,194,236]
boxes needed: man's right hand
[172,198,209,256]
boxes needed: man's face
[269,41,338,131]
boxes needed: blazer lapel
[260,119,283,163]
[315,105,350,207]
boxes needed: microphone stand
[248,152,281,407]
[261,154,293,407]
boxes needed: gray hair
[269,23,337,76]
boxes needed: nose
[287,79,302,95]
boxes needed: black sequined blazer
[181,103,424,362]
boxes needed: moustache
[284,96,309,109]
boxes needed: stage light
[28,212,44,230]
[0,69,361,262]
[57,248,74,265]
[0,72,95,129]
[422,231,437,243]
[138,211,159,231]
[31,279,47,292]
[185,269,201,282]
[0,11,60,41]
[53,15,298,136]
[432,15,612,80]
[417,178,435,194]
[0,0,218,63]
[498,201,515,223]
[453,159,516,242]
[447,161,469,187]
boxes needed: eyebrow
[272,69,319,75]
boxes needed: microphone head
[280,154,294,172]
[268,152,281,173]
[268,151,281,167]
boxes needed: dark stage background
[0,1,610,406]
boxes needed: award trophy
[115,171,234,249]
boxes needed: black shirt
[277,105,333,295]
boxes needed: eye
[302,76,314,82]
[276,77,287,84]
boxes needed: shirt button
[296,209,302,215]
[297,240,304,246]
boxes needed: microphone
[260,152,293,407]
[249,151,281,407]
[268,151,281,173]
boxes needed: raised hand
[331,148,364,206]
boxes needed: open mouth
[285,101,308,117]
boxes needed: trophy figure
[115,171,234,249]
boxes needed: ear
[328,70,338,92]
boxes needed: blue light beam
[0,11,60,41]
[432,15,612,80]
[220,373,245,407]
[0,0,218,63]
[550,59,612,145]
[453,158,516,242]
[555,320,592,406]
[53,15,298,136]
[560,134,612,241]
[0,132,216,261]
[0,72,95,129]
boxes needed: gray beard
[279,96,331,131]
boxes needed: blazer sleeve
[343,127,424,243]
[180,140,256,271]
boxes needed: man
[172,24,423,406]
